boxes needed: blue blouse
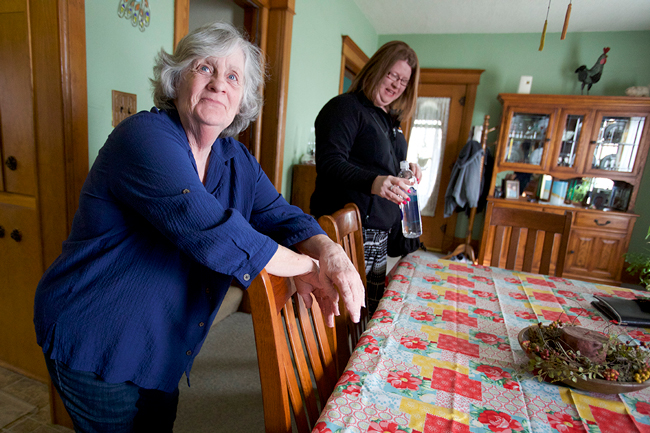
[34,108,324,392]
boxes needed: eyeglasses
[386,71,409,87]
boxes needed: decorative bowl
[517,326,650,394]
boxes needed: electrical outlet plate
[112,90,137,127]
[518,76,533,94]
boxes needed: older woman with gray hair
[33,22,363,432]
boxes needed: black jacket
[310,92,407,230]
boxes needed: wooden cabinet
[0,0,87,388]
[479,94,650,285]
[0,200,44,373]
[291,164,316,215]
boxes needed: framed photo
[504,180,520,199]
[538,174,553,201]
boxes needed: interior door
[0,1,46,380]
[404,84,471,253]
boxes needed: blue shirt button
[182,189,190,194]
[243,274,250,281]
[186,350,192,356]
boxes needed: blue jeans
[45,357,178,433]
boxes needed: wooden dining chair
[478,202,573,276]
[248,269,336,433]
[317,203,368,376]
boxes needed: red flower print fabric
[476,365,511,381]
[312,422,333,433]
[410,310,434,322]
[475,332,504,345]
[387,370,422,391]
[478,410,523,432]
[629,330,650,342]
[367,420,401,433]
[515,311,537,320]
[474,308,496,317]
[546,412,586,433]
[342,384,361,396]
[337,370,359,386]
[636,401,650,415]
[418,291,438,300]
[400,336,428,350]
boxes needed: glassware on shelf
[504,113,549,166]
[591,116,645,173]
[300,127,316,165]
[557,115,583,168]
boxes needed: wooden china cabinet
[479,94,650,285]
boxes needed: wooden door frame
[402,68,484,252]
[17,0,89,427]
[339,35,368,94]
[174,0,295,192]
[403,69,483,143]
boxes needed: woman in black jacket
[310,41,421,312]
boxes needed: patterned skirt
[362,227,389,314]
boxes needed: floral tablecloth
[313,251,650,433]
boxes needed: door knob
[0,226,4,238]
[10,229,21,242]
[5,156,17,171]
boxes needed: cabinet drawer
[573,211,629,231]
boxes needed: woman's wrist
[266,244,318,277]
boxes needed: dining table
[313,250,650,433]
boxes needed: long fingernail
[406,197,411,202]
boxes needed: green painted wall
[85,1,175,162]
[377,31,650,257]
[84,2,650,258]
[283,0,377,197]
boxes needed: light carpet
[174,312,265,433]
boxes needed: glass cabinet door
[503,112,550,167]
[556,114,584,168]
[589,114,646,174]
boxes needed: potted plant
[625,226,650,290]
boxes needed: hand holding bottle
[371,175,412,205]
[398,161,422,238]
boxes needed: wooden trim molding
[60,0,88,233]
[258,1,294,191]
[173,0,189,49]
[339,36,369,94]
[174,0,294,191]
[418,68,484,85]
[26,0,88,427]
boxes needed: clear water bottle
[398,161,422,238]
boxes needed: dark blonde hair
[347,41,419,121]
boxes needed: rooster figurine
[575,47,610,94]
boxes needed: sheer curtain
[407,97,450,216]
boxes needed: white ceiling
[353,0,650,35]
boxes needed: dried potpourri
[520,319,650,384]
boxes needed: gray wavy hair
[151,22,265,137]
